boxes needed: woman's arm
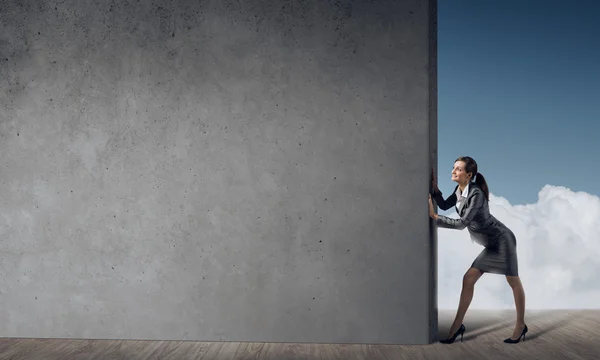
[436,188,485,230]
[430,187,458,211]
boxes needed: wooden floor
[0,310,598,360]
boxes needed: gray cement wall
[0,0,438,344]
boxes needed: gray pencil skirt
[471,227,519,276]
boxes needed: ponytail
[474,172,490,202]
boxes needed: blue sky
[437,0,600,205]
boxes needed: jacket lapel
[459,200,466,217]
[458,184,474,217]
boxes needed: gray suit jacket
[431,182,507,246]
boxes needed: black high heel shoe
[503,324,528,343]
[439,324,465,344]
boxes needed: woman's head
[451,156,490,201]
[451,156,477,185]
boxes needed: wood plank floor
[0,310,598,360]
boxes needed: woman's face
[451,161,472,184]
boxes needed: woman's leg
[506,276,526,339]
[447,267,485,337]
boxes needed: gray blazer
[431,182,507,246]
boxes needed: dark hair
[455,156,489,202]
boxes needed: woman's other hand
[428,195,437,220]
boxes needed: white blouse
[455,183,470,212]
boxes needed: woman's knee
[463,268,482,286]
[506,275,521,288]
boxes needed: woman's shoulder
[469,182,483,195]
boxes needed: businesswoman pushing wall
[429,156,528,344]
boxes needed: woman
[428,156,527,344]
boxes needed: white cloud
[438,185,600,310]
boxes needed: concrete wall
[0,0,438,344]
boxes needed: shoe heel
[503,324,528,344]
[439,324,466,344]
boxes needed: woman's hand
[428,194,438,220]
[431,168,440,193]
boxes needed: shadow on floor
[524,313,580,341]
